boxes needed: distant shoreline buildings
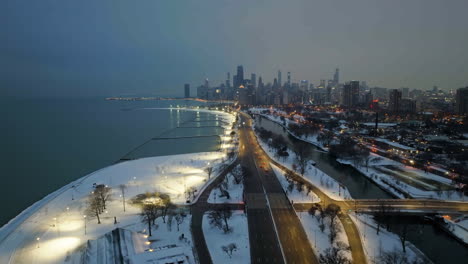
[188,65,463,115]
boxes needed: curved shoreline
[0,108,235,264]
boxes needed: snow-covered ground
[68,214,194,264]
[441,217,468,244]
[208,165,244,204]
[251,108,464,201]
[253,128,351,200]
[349,213,428,264]
[337,153,465,201]
[0,152,227,264]
[0,109,237,264]
[297,211,352,262]
[202,211,250,264]
[270,164,320,203]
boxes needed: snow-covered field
[349,213,427,264]
[0,153,226,264]
[202,211,250,264]
[254,129,351,200]
[270,164,320,203]
[338,153,465,201]
[0,109,237,264]
[297,211,351,262]
[208,165,244,204]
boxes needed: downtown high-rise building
[287,72,291,86]
[278,70,282,87]
[456,87,468,114]
[226,72,231,88]
[184,84,190,98]
[234,65,244,88]
[333,68,339,85]
[388,89,402,112]
[251,73,257,88]
[342,81,360,107]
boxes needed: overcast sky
[2,0,467,97]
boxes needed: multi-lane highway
[239,112,318,264]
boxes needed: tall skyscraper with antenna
[278,70,282,87]
[333,68,340,85]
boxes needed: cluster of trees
[288,123,320,138]
[131,192,184,236]
[85,184,112,224]
[284,170,313,197]
[309,203,342,244]
[208,204,232,233]
[329,136,371,168]
[317,130,335,146]
[318,242,351,264]
[216,165,244,201]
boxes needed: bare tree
[208,204,232,233]
[118,184,127,212]
[294,146,311,176]
[94,184,112,210]
[140,204,159,237]
[85,192,103,224]
[221,243,237,258]
[328,220,342,244]
[185,186,197,201]
[231,165,244,184]
[174,211,187,231]
[205,166,214,180]
[160,193,174,223]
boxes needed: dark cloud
[1,0,467,97]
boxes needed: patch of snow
[270,164,320,203]
[202,211,250,264]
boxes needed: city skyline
[2,0,468,98]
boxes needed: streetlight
[83,215,87,235]
[36,237,40,248]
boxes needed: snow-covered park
[208,164,244,204]
[0,109,237,264]
[202,211,250,264]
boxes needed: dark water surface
[0,97,222,226]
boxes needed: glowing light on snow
[57,219,83,232]
[35,237,81,262]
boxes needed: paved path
[190,159,240,264]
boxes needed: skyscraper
[251,73,256,88]
[456,87,468,114]
[388,89,402,112]
[343,81,360,107]
[278,70,282,87]
[235,65,244,88]
[226,72,231,88]
[333,68,339,85]
[184,84,190,98]
[287,72,291,86]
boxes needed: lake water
[0,97,223,227]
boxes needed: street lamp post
[83,215,87,235]
[36,237,40,248]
